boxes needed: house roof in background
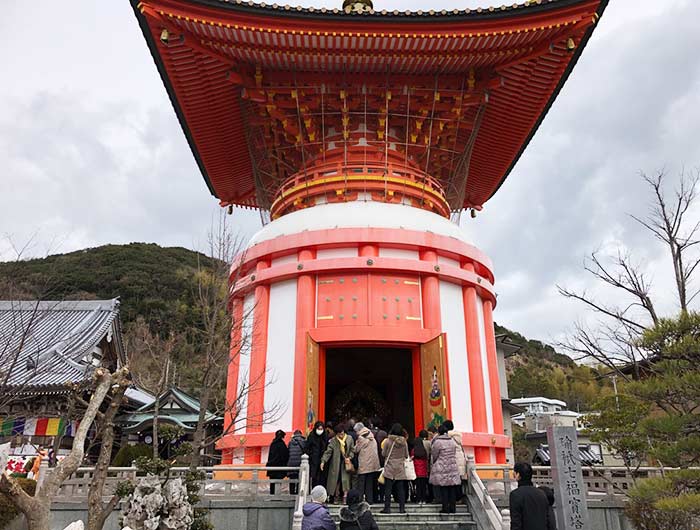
[0,299,124,392]
[117,386,221,433]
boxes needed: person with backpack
[287,429,307,494]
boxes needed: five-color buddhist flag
[1,417,78,437]
[23,418,37,436]
[45,418,63,436]
[0,418,13,437]
[34,418,49,436]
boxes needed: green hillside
[0,243,214,334]
[495,324,610,411]
[0,243,608,410]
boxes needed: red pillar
[462,262,490,463]
[244,259,270,463]
[293,248,316,432]
[222,297,244,464]
[359,244,379,257]
[419,250,441,331]
[483,298,506,464]
[411,347,423,436]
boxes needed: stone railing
[291,455,310,530]
[473,465,700,505]
[465,456,510,530]
[54,459,310,503]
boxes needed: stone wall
[8,501,295,530]
[8,500,631,530]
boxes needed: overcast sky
[2,0,700,345]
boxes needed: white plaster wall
[439,280,473,433]
[263,279,298,432]
[316,247,358,259]
[475,295,495,434]
[249,201,471,245]
[378,247,419,259]
[238,293,255,432]
[271,253,298,266]
[437,255,460,268]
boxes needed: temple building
[131,0,608,465]
[0,300,131,463]
[117,386,222,464]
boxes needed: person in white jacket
[443,420,467,504]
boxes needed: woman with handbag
[429,423,461,513]
[321,423,355,504]
[380,423,410,514]
[353,422,381,503]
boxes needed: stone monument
[547,425,590,530]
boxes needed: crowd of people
[266,417,470,517]
[269,418,559,530]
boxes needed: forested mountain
[497,324,610,412]
[0,243,609,410]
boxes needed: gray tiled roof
[0,299,124,391]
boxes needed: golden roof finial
[342,0,373,14]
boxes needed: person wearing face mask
[306,421,329,488]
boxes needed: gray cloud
[1,0,699,346]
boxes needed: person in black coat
[287,430,307,494]
[267,430,289,495]
[306,421,329,488]
[338,489,379,530]
[509,462,556,530]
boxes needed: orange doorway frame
[317,342,424,436]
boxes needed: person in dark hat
[339,489,379,530]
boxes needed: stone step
[328,504,476,530]
[332,513,475,523]
[328,503,471,514]
[365,522,475,530]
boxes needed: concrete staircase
[328,503,477,530]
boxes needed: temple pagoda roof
[131,0,608,211]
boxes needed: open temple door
[306,334,320,433]
[420,334,449,429]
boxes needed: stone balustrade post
[299,454,310,494]
[501,509,511,530]
[604,469,614,497]
[466,455,475,491]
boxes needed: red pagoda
[131,0,607,465]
